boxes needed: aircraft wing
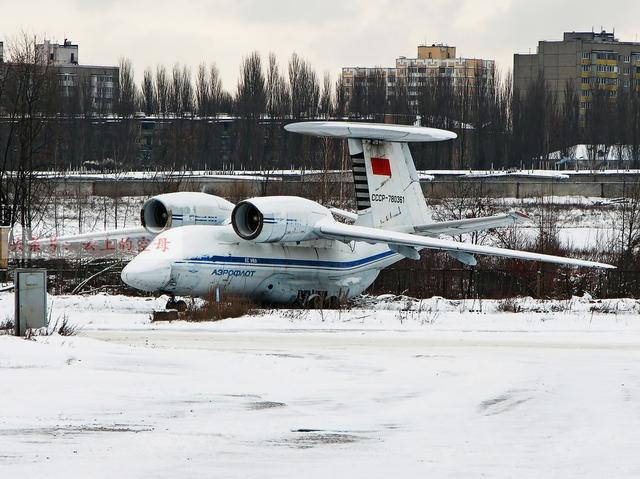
[25,227,154,257]
[414,211,529,236]
[317,220,614,269]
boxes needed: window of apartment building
[624,80,630,87]
[595,51,616,60]
[624,67,630,74]
[581,51,591,59]
[622,55,631,63]
[581,77,590,84]
[596,64,617,73]
[582,65,591,72]
[632,53,640,62]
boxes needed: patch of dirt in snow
[275,429,368,448]
[248,401,287,410]
[0,423,154,437]
[478,390,533,416]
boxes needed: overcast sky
[2,0,639,89]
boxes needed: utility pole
[0,205,10,275]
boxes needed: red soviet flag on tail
[371,157,391,176]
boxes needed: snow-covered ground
[2,292,640,477]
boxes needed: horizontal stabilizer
[415,211,529,237]
[329,207,358,223]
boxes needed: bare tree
[388,74,411,120]
[289,53,319,119]
[334,75,347,119]
[428,180,497,244]
[141,67,156,115]
[236,52,266,119]
[366,68,387,118]
[0,34,60,258]
[195,63,210,117]
[266,53,289,119]
[584,86,616,170]
[155,65,169,116]
[116,57,136,117]
[610,180,640,267]
[319,72,333,118]
[168,63,182,115]
[209,64,224,116]
[180,65,194,115]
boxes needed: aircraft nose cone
[121,256,172,292]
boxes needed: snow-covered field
[2,292,640,477]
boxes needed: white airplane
[31,122,613,308]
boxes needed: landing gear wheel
[166,297,187,312]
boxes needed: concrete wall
[423,174,636,199]
[40,172,640,200]
[51,177,267,198]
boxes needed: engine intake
[231,196,332,243]
[140,192,234,234]
[141,198,170,233]
[231,202,264,240]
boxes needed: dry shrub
[0,315,14,331]
[182,294,258,322]
[496,297,522,313]
[47,313,80,336]
[57,315,80,336]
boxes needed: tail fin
[348,138,432,230]
[284,121,457,230]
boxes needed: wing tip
[510,210,530,221]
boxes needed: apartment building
[37,39,119,113]
[342,44,495,109]
[514,31,640,115]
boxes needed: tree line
[3,36,640,220]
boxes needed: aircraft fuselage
[121,225,403,304]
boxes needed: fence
[372,266,640,300]
[7,259,640,300]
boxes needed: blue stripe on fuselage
[175,250,397,270]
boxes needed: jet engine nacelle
[231,196,333,243]
[141,192,234,234]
